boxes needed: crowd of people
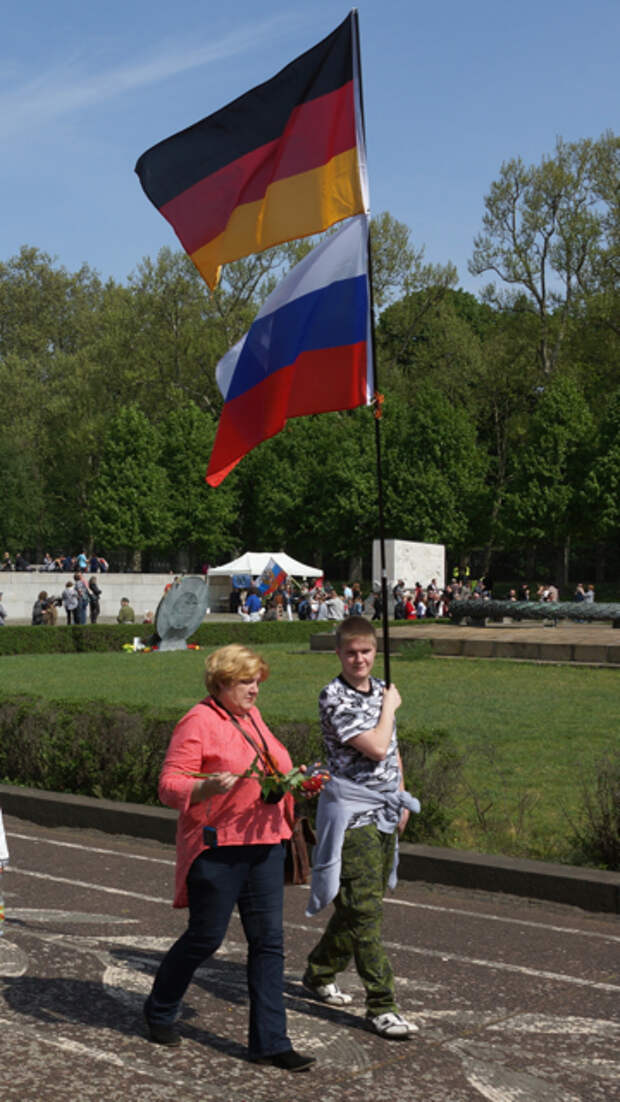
[233,579,368,623]
[231,572,602,626]
[33,573,104,626]
[0,550,110,574]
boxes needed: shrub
[0,620,335,657]
[0,695,175,803]
[398,726,464,843]
[0,697,323,806]
[567,752,620,870]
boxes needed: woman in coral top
[144,644,314,1073]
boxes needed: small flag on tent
[135,12,368,289]
[205,213,372,486]
[256,559,287,597]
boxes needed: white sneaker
[370,1011,418,1038]
[303,980,353,1006]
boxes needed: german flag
[135,13,368,289]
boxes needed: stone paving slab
[0,818,618,1102]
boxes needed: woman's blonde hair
[205,644,269,696]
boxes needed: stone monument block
[373,539,445,592]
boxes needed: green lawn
[2,646,618,863]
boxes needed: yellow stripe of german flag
[190,148,364,289]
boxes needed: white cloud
[0,14,302,142]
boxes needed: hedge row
[0,691,462,848]
[0,694,322,804]
[0,619,336,656]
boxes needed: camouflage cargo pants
[304,823,397,1015]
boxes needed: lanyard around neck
[204,699,279,775]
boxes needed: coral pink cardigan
[158,696,293,907]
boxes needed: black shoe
[254,1049,315,1072]
[143,1004,181,1047]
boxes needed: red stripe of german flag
[135,14,366,289]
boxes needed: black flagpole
[352,9,391,686]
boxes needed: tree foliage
[1,148,618,582]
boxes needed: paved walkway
[1,816,618,1101]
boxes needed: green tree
[581,388,620,551]
[160,402,239,566]
[89,405,171,568]
[382,389,485,553]
[470,134,619,376]
[503,374,594,583]
[377,288,491,404]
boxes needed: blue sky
[3,0,618,295]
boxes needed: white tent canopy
[208,551,322,578]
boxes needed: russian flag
[256,558,288,596]
[206,214,372,486]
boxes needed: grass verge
[1,645,617,866]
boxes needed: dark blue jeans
[146,842,291,1059]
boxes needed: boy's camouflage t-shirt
[319,674,401,829]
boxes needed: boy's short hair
[335,616,377,649]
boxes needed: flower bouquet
[184,758,330,804]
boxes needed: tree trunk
[348,554,363,582]
[132,549,142,572]
[595,542,606,585]
[556,536,570,589]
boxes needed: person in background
[584,584,595,603]
[89,553,100,573]
[393,593,406,620]
[88,577,102,623]
[326,590,346,620]
[143,644,314,1072]
[73,573,90,625]
[76,550,88,572]
[0,593,6,625]
[403,592,416,620]
[238,587,263,623]
[351,583,364,616]
[1,553,12,572]
[15,552,33,572]
[32,591,50,625]
[62,581,78,625]
[43,595,58,625]
[117,597,135,623]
